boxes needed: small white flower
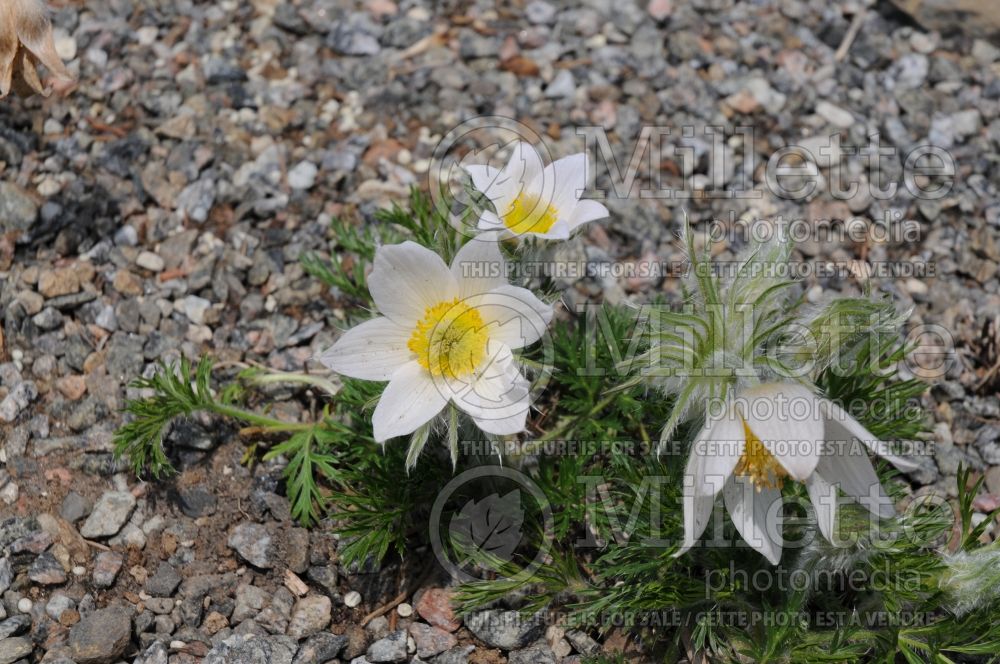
[465,141,608,240]
[677,382,918,564]
[317,233,553,446]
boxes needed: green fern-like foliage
[303,187,466,306]
[113,190,1000,663]
[114,356,221,478]
[300,215,385,305]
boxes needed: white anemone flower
[464,141,608,240]
[317,233,553,450]
[677,382,918,564]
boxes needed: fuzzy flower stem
[243,370,341,398]
[657,381,696,453]
[210,402,314,433]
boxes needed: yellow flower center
[408,298,489,380]
[734,418,788,491]
[502,194,560,235]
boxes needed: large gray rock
[227,523,275,569]
[80,491,136,539]
[68,606,132,663]
[0,182,38,234]
[28,551,67,585]
[60,491,92,523]
[366,629,408,663]
[887,0,1000,37]
[232,583,269,623]
[133,641,169,664]
[431,645,476,664]
[0,557,12,594]
[145,562,182,596]
[465,610,543,650]
[91,550,124,588]
[291,633,348,664]
[0,381,38,423]
[286,595,332,639]
[0,636,33,664]
[203,633,296,664]
[409,623,457,659]
[508,644,556,664]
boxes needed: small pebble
[344,591,362,608]
[288,161,318,190]
[136,251,165,272]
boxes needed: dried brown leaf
[500,56,540,77]
[0,0,74,99]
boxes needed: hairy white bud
[940,548,1000,617]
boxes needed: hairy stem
[210,402,314,432]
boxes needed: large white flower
[677,382,918,564]
[317,234,553,445]
[465,141,608,240]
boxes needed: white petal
[450,341,530,435]
[464,164,506,204]
[451,233,507,298]
[368,242,458,326]
[675,414,743,556]
[372,362,448,442]
[489,141,542,211]
[816,439,896,519]
[567,199,610,231]
[315,317,412,381]
[476,211,513,236]
[525,218,572,240]
[546,153,588,215]
[739,383,823,481]
[504,141,543,185]
[690,406,746,490]
[676,475,717,557]
[806,472,838,543]
[821,398,919,472]
[724,476,783,565]
[471,285,553,349]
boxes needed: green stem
[209,402,313,432]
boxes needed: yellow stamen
[502,194,560,235]
[734,418,788,491]
[408,298,489,379]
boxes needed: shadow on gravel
[22,181,121,256]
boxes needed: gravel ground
[1,0,999,662]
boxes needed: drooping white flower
[464,141,608,240]
[677,382,918,564]
[317,233,553,450]
[642,223,905,450]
